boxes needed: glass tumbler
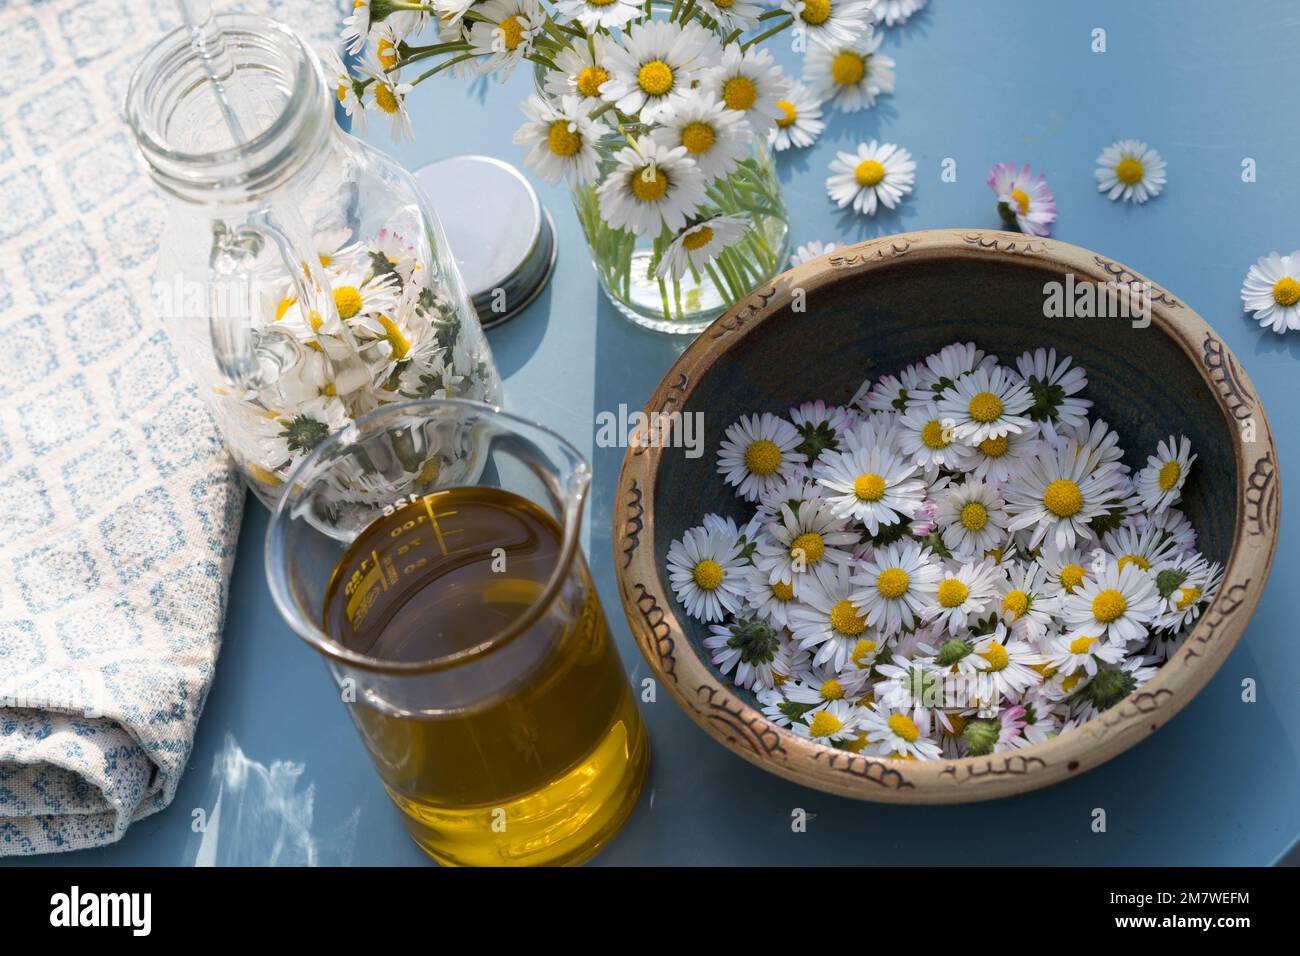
[265,399,648,866]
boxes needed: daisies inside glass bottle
[126,14,502,506]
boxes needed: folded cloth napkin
[0,0,344,856]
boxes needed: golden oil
[322,486,648,866]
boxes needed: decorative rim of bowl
[612,228,1281,804]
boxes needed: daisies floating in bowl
[665,342,1222,759]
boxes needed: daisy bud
[937,638,971,667]
[1080,668,1138,712]
[725,619,780,665]
[1154,567,1189,599]
[962,719,1000,756]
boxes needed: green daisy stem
[742,17,793,51]
[411,52,480,85]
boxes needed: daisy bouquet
[667,342,1222,759]
[333,0,882,332]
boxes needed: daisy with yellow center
[1135,434,1196,515]
[1152,551,1223,634]
[970,628,1045,702]
[599,20,720,123]
[768,80,825,151]
[935,479,1008,558]
[803,32,895,113]
[1003,437,1129,551]
[652,90,752,180]
[744,565,799,629]
[467,0,545,80]
[596,136,707,237]
[656,214,751,281]
[1062,560,1162,647]
[921,559,1004,636]
[788,566,876,670]
[792,699,868,743]
[754,497,858,599]
[987,162,1058,237]
[781,0,876,52]
[514,94,611,187]
[666,524,749,623]
[702,44,790,135]
[850,540,943,635]
[1046,632,1125,678]
[995,562,1061,641]
[358,60,414,141]
[811,444,926,533]
[826,139,916,216]
[935,364,1034,445]
[896,402,970,471]
[554,0,640,32]
[1241,249,1300,335]
[716,412,808,504]
[859,704,943,760]
[1095,138,1166,204]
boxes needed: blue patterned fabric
[0,0,343,856]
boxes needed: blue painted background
[12,0,1299,865]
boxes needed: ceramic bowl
[613,228,1280,803]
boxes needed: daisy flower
[1015,347,1091,439]
[513,94,610,187]
[1002,438,1127,551]
[1152,551,1223,632]
[698,0,767,32]
[1135,434,1195,515]
[803,33,895,113]
[872,0,926,26]
[1062,559,1162,647]
[1136,506,1197,554]
[1044,632,1126,678]
[599,20,720,123]
[1241,250,1300,334]
[322,270,400,330]
[784,665,872,710]
[758,687,803,727]
[769,81,826,151]
[652,92,752,180]
[665,524,749,622]
[655,214,749,280]
[1095,139,1166,204]
[790,239,839,266]
[895,403,969,471]
[789,400,853,461]
[596,136,707,236]
[340,0,374,54]
[543,34,614,109]
[851,540,943,635]
[1070,657,1159,720]
[1039,544,1092,599]
[744,564,799,629]
[826,140,915,216]
[554,0,640,32]
[860,704,943,760]
[704,617,784,690]
[923,559,1004,636]
[855,363,924,413]
[358,60,414,141]
[755,468,818,517]
[964,425,1039,485]
[276,395,349,459]
[320,47,365,129]
[996,561,1061,641]
[987,162,1058,237]
[812,445,925,532]
[716,412,808,503]
[916,341,993,401]
[754,498,859,597]
[788,564,876,670]
[935,480,1008,559]
[841,412,903,457]
[935,364,1033,444]
[873,654,942,712]
[701,44,790,135]
[970,627,1045,703]
[782,0,876,49]
[467,0,545,81]
[1102,522,1179,576]
[791,698,868,744]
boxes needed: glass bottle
[126,13,502,506]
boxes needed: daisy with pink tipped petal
[987,162,1057,237]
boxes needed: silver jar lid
[414,155,557,329]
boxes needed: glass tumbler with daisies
[333,0,880,334]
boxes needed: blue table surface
[17,0,1300,866]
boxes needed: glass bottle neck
[126,13,331,206]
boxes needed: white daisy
[782,0,876,48]
[701,44,790,135]
[320,47,365,130]
[768,81,826,151]
[744,564,799,629]
[704,617,784,690]
[791,698,868,744]
[923,559,1004,636]
[1045,632,1126,678]
[1062,559,1162,647]
[1015,347,1092,439]
[915,341,993,402]
[513,94,610,187]
[1095,138,1166,204]
[1152,551,1223,632]
[554,0,640,32]
[788,564,876,670]
[964,425,1040,485]
[872,654,942,713]
[1002,438,1128,551]
[783,667,871,710]
[754,498,859,597]
[757,687,802,727]
[716,412,808,503]
[970,627,1045,704]
[652,91,752,180]
[655,214,749,280]
[698,0,767,32]
[826,140,915,215]
[872,0,926,27]
[935,480,1008,559]
[895,403,970,471]
[996,561,1062,641]
[1102,522,1179,577]
[850,540,942,635]
[987,162,1058,237]
[596,136,707,236]
[543,33,614,109]
[1039,544,1092,599]
[665,524,749,622]
[1241,250,1300,334]
[803,33,895,113]
[790,239,839,266]
[599,20,720,123]
[467,0,545,81]
[812,445,925,532]
[935,364,1033,445]
[859,704,943,760]
[358,59,414,141]
[1134,434,1195,515]
[340,0,374,54]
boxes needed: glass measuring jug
[265,399,649,866]
[125,14,501,506]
